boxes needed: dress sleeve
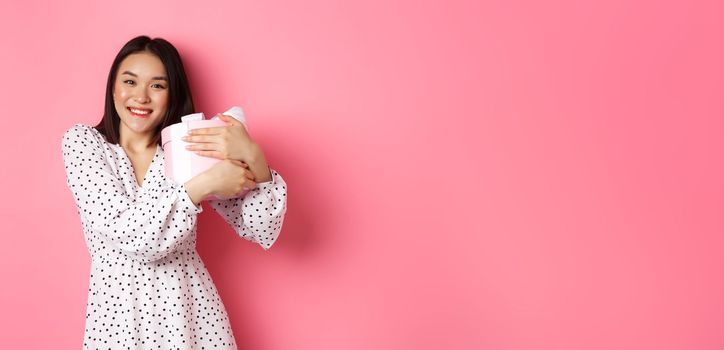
[61,124,203,263]
[207,168,288,250]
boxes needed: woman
[61,35,288,349]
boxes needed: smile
[128,107,152,117]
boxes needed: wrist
[248,159,272,182]
[185,172,214,205]
[245,144,272,183]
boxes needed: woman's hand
[182,114,272,182]
[203,159,257,199]
[182,114,256,162]
[184,160,256,206]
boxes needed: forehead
[117,52,167,78]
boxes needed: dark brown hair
[94,35,195,146]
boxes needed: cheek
[113,89,127,114]
[113,84,130,101]
[153,91,169,108]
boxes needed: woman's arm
[180,113,287,249]
[244,144,272,183]
[62,124,203,262]
[207,168,287,250]
[184,172,213,208]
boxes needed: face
[113,52,169,141]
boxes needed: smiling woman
[117,65,169,120]
[61,35,288,349]
[95,37,193,148]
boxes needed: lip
[127,107,153,118]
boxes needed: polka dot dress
[61,123,288,349]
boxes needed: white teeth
[129,108,151,115]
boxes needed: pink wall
[1,0,723,349]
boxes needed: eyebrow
[121,71,168,81]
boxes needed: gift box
[161,106,249,200]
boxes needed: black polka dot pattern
[61,123,288,349]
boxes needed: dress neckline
[117,144,160,189]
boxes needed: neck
[119,128,156,153]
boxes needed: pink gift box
[161,110,249,201]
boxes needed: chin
[121,117,162,134]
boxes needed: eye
[123,80,135,85]
[152,83,167,89]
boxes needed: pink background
[1,0,723,349]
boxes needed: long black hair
[94,35,195,147]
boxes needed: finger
[187,126,227,136]
[192,150,224,159]
[226,159,249,168]
[185,143,219,152]
[243,179,257,191]
[231,159,250,168]
[183,134,218,143]
[217,114,241,127]
[232,162,255,180]
[219,114,250,136]
[232,161,254,179]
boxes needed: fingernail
[243,187,249,191]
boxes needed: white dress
[61,123,288,349]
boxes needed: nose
[134,88,150,104]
